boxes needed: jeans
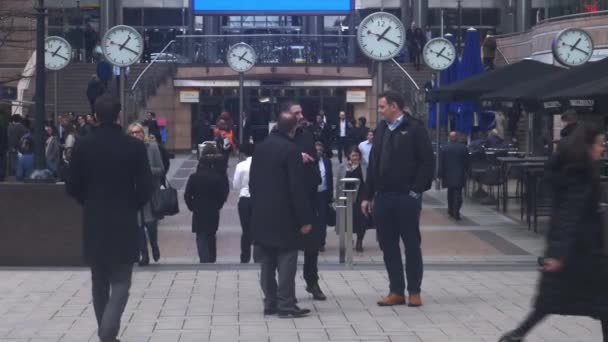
[238,197,254,263]
[258,246,298,312]
[91,263,133,342]
[196,232,217,263]
[373,192,423,295]
[447,187,463,217]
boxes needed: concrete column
[203,16,219,63]
[100,0,117,34]
[517,0,532,32]
[413,0,428,28]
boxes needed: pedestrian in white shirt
[358,129,374,181]
[233,143,256,263]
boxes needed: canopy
[481,57,608,109]
[428,59,562,102]
[541,74,608,101]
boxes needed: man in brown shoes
[361,91,434,308]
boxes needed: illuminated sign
[192,0,352,13]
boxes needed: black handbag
[152,180,179,217]
[327,204,336,227]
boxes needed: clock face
[227,43,257,73]
[553,28,594,67]
[357,12,405,61]
[45,36,72,71]
[102,25,144,67]
[423,38,456,71]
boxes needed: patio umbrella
[453,28,484,134]
[428,34,458,129]
[541,74,608,113]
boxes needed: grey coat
[140,142,165,224]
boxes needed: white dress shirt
[233,157,252,198]
[358,140,372,167]
[340,120,346,137]
[318,159,328,192]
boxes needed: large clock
[357,12,406,61]
[45,36,72,71]
[227,43,256,73]
[423,38,456,71]
[101,25,144,67]
[552,28,594,67]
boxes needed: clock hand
[379,36,401,47]
[122,45,140,55]
[56,54,69,61]
[573,46,590,56]
[239,51,248,61]
[52,46,61,58]
[376,26,391,42]
[242,58,253,65]
[436,47,446,57]
[119,36,131,51]
[570,38,581,52]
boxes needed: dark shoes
[263,307,277,316]
[319,245,326,252]
[138,255,150,267]
[306,284,327,301]
[152,245,161,262]
[498,332,523,342]
[278,306,311,318]
[355,240,363,253]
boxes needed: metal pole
[440,9,444,37]
[54,72,58,126]
[120,67,126,127]
[527,111,534,156]
[376,62,384,125]
[238,72,244,152]
[435,72,441,190]
[457,0,462,53]
[34,0,46,170]
[337,196,347,264]
[340,178,360,267]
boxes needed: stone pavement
[0,269,604,342]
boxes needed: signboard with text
[192,0,352,13]
[346,90,366,103]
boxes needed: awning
[428,60,562,102]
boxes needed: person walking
[358,130,374,178]
[313,114,332,156]
[250,110,314,318]
[184,144,230,263]
[336,111,352,164]
[315,141,333,252]
[0,121,7,182]
[44,124,61,177]
[66,94,154,342]
[338,146,369,252]
[7,115,29,176]
[127,123,165,266]
[233,143,256,263]
[288,101,327,301]
[15,138,34,182]
[440,132,469,220]
[78,115,94,137]
[361,90,434,307]
[86,75,106,113]
[499,124,608,342]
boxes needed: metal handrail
[390,58,421,90]
[537,9,608,25]
[176,34,356,38]
[130,40,176,92]
[496,46,511,65]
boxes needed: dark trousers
[91,263,133,342]
[196,232,217,263]
[7,150,17,177]
[513,309,608,341]
[316,191,330,248]
[303,249,319,287]
[447,187,463,218]
[258,246,298,311]
[373,192,423,295]
[238,197,254,263]
[336,137,349,163]
[140,220,159,259]
[0,152,5,181]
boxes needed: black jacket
[440,141,469,188]
[66,124,154,265]
[534,158,608,318]
[250,131,314,249]
[7,122,28,151]
[184,165,229,234]
[296,126,323,249]
[364,115,434,199]
[319,157,334,201]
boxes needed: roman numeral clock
[357,12,406,61]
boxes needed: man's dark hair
[94,94,121,124]
[277,111,298,134]
[11,115,21,123]
[239,142,255,157]
[315,141,324,149]
[379,90,406,110]
[148,112,156,118]
[279,100,300,113]
[358,117,367,126]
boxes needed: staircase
[383,61,433,120]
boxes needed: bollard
[336,196,347,264]
[339,178,360,267]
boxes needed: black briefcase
[152,181,180,217]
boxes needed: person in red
[214,113,235,160]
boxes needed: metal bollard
[339,178,360,267]
[336,196,347,264]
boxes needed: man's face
[78,117,85,125]
[316,115,323,124]
[290,105,304,124]
[315,145,324,158]
[378,97,397,120]
[367,131,374,142]
[339,112,346,120]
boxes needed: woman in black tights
[500,124,608,341]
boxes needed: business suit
[335,119,352,163]
[316,156,334,250]
[66,123,153,342]
[440,141,469,219]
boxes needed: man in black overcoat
[285,101,328,301]
[250,110,314,318]
[66,94,154,342]
[440,132,469,220]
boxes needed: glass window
[48,9,64,26]
[481,8,500,26]
[143,8,183,27]
[123,8,142,26]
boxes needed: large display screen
[192,0,352,13]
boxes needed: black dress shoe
[498,332,523,342]
[138,255,150,267]
[152,246,161,262]
[305,284,327,301]
[263,307,277,316]
[319,245,325,252]
[278,306,311,318]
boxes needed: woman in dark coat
[500,124,608,341]
[184,145,229,263]
[337,146,370,252]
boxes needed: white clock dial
[45,36,72,71]
[553,28,594,67]
[423,38,456,71]
[357,12,405,61]
[227,43,257,73]
[102,25,144,67]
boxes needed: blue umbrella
[453,28,484,134]
[428,34,459,129]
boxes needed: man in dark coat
[361,90,434,308]
[286,101,327,301]
[314,141,334,252]
[66,94,154,342]
[143,112,162,144]
[0,121,7,181]
[440,132,469,220]
[86,75,106,114]
[335,110,352,164]
[312,114,332,156]
[7,115,29,176]
[250,110,314,319]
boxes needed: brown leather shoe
[408,293,422,307]
[377,293,406,306]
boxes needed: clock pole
[54,72,58,126]
[120,67,126,127]
[376,61,384,125]
[238,71,244,160]
[435,72,441,190]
